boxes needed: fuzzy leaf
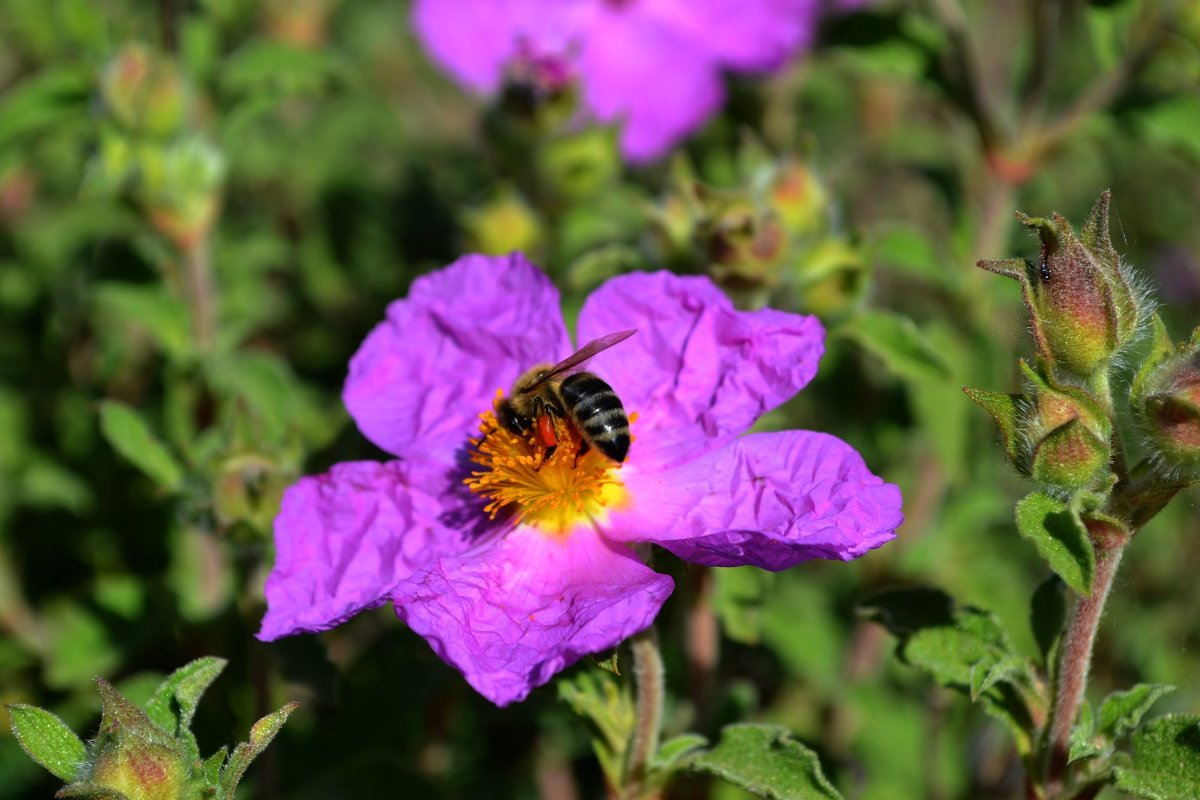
[1015,492,1096,595]
[1113,715,1200,799]
[848,310,951,383]
[1100,685,1175,740]
[98,401,184,492]
[95,679,177,750]
[201,746,228,785]
[218,702,298,800]
[146,656,227,735]
[1069,701,1103,763]
[687,724,842,799]
[6,704,88,782]
[650,734,708,773]
[1130,314,1176,407]
[963,387,1023,465]
[1030,574,1068,668]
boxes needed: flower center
[464,391,630,535]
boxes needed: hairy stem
[1044,519,1131,796]
[624,628,664,800]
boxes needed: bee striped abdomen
[560,372,630,462]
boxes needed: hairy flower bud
[979,191,1140,376]
[1134,324,1200,468]
[966,361,1112,489]
[79,681,189,800]
[1022,362,1112,489]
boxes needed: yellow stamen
[464,390,631,536]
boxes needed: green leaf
[558,671,634,789]
[145,656,228,757]
[201,746,228,785]
[861,588,1038,754]
[0,68,90,146]
[220,41,343,97]
[218,702,299,800]
[5,704,87,781]
[650,734,708,773]
[1130,314,1176,407]
[1099,685,1175,740]
[869,225,948,284]
[98,401,185,492]
[94,283,193,360]
[1069,701,1104,763]
[1014,493,1096,595]
[1114,715,1200,799]
[1030,574,1068,668]
[963,387,1024,466]
[95,679,178,751]
[846,310,952,383]
[713,566,774,645]
[687,724,842,800]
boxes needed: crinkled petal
[344,253,570,464]
[577,271,824,469]
[411,0,586,92]
[579,6,724,162]
[650,0,817,72]
[258,458,480,641]
[600,430,902,570]
[392,525,673,706]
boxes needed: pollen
[464,391,630,536]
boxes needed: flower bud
[1021,362,1112,489]
[1134,325,1200,467]
[462,189,542,256]
[138,137,226,248]
[767,159,828,237]
[979,191,1140,376]
[82,680,188,800]
[966,361,1112,489]
[100,44,189,139]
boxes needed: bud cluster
[6,658,295,800]
[968,190,1197,526]
[88,44,225,249]
[649,142,864,315]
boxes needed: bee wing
[524,329,637,390]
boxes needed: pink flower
[258,254,902,706]
[411,0,820,161]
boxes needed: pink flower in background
[258,253,902,706]
[411,0,820,161]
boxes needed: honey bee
[495,329,636,466]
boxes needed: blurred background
[0,0,1197,798]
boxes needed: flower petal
[258,458,480,641]
[391,526,673,706]
[601,430,902,570]
[577,271,824,469]
[651,0,818,72]
[579,6,724,162]
[344,253,570,463]
[410,0,585,93]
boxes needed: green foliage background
[0,0,1197,798]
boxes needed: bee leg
[536,443,557,471]
[573,440,590,469]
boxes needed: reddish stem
[1044,520,1131,795]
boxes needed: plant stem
[1044,519,1131,796]
[183,233,217,353]
[624,627,664,800]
